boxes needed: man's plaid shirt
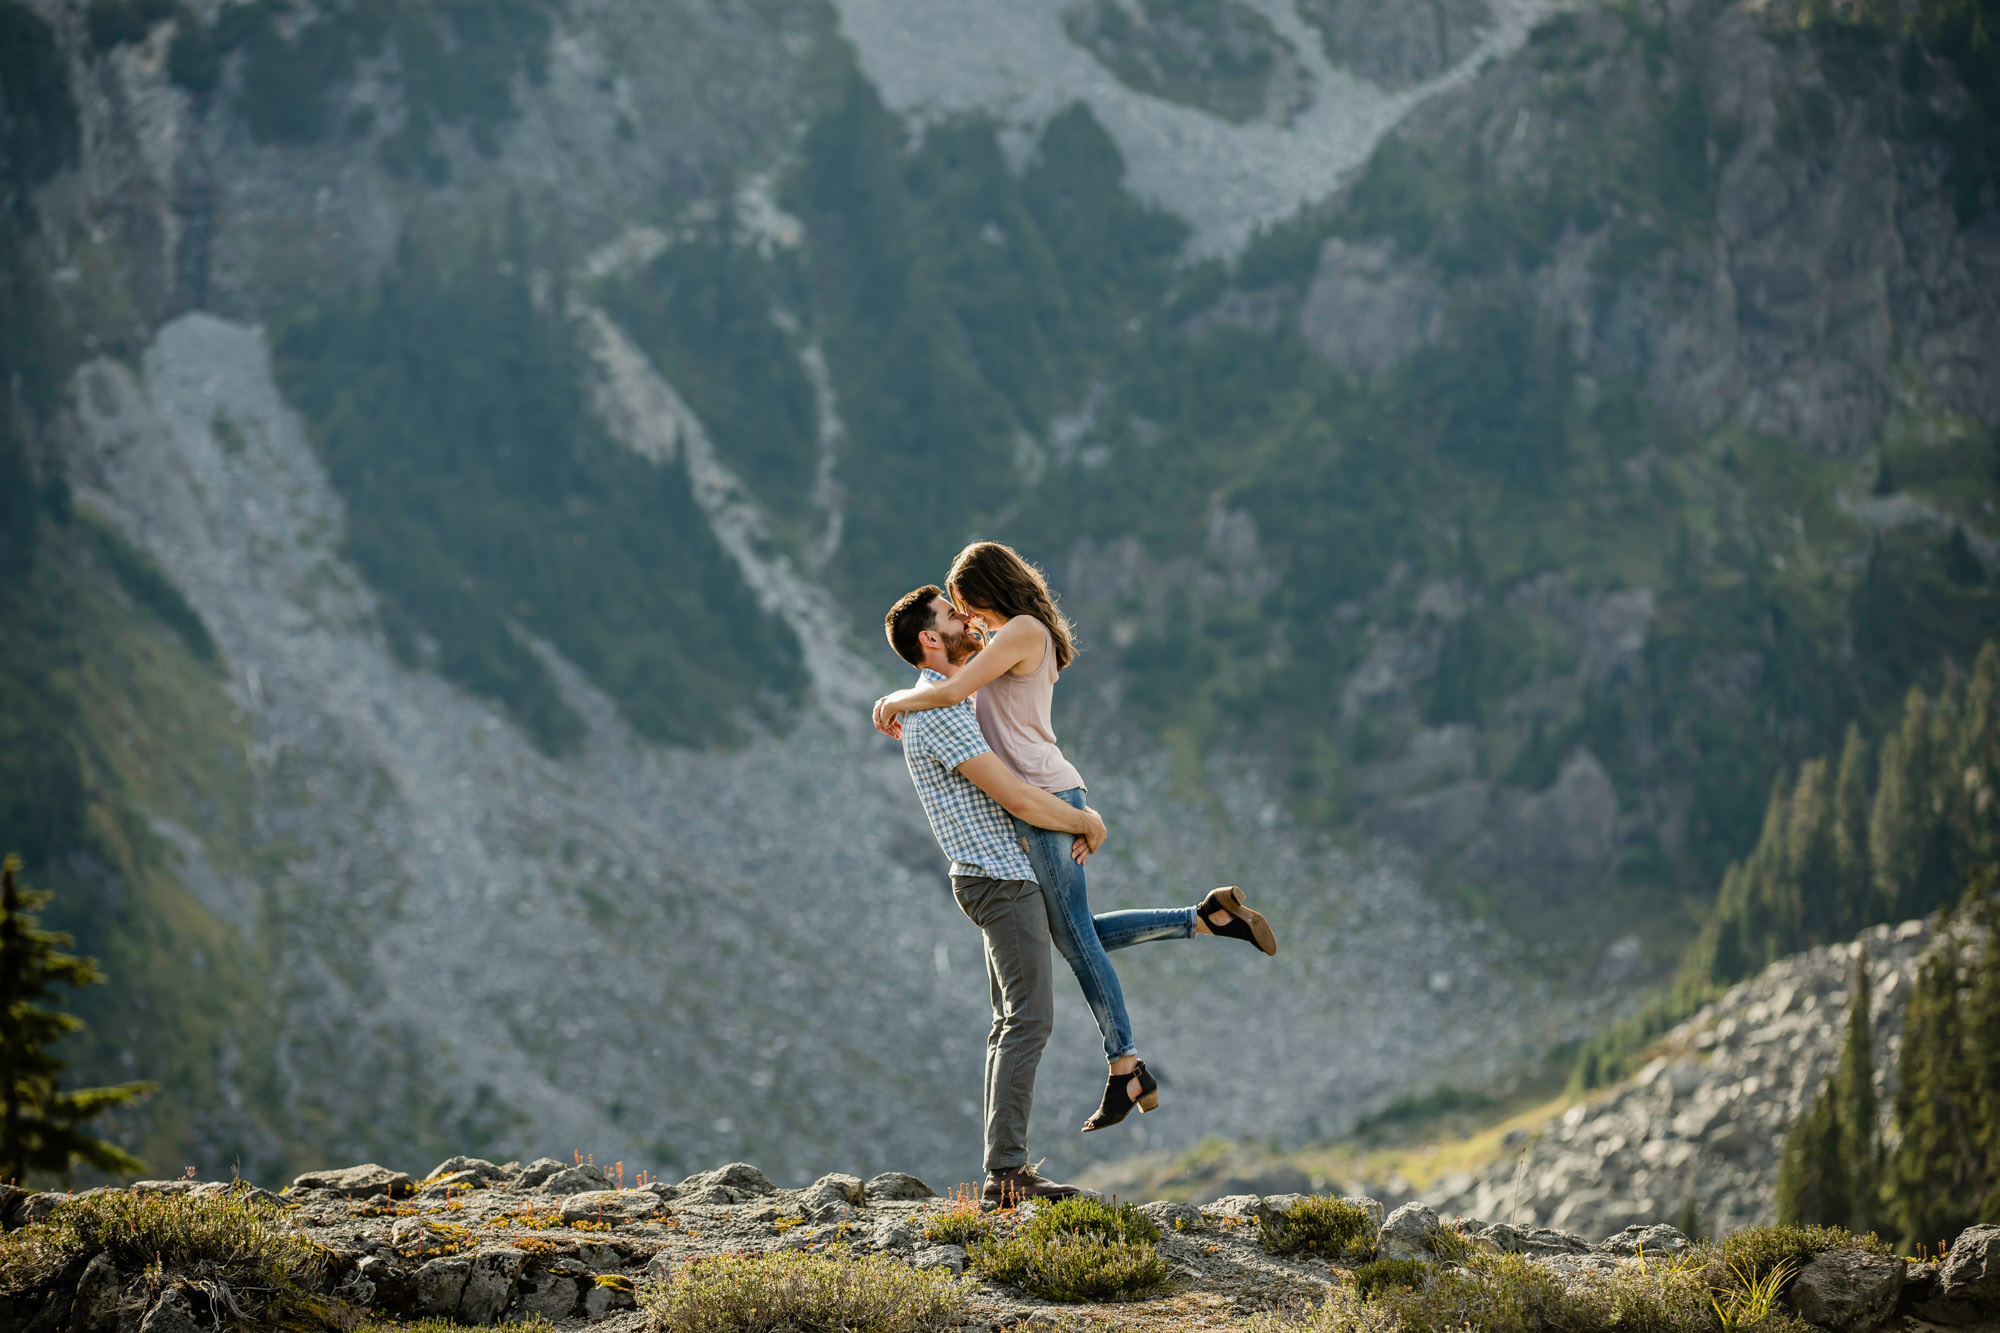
[900,669,1037,882]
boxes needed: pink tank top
[975,617,1087,794]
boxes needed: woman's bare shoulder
[992,616,1050,675]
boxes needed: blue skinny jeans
[1013,788,1197,1062]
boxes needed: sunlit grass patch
[640,1247,968,1333]
[1246,1225,1875,1333]
[358,1319,557,1333]
[1261,1195,1377,1261]
[969,1197,1168,1304]
[0,1187,343,1327]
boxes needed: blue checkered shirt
[900,670,1037,882]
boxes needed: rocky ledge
[3,1159,1996,1331]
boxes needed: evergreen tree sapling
[0,856,153,1184]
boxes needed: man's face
[928,596,979,666]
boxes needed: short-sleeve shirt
[900,669,1037,882]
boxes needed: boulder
[23,1192,70,1225]
[73,1252,124,1333]
[1140,1200,1204,1231]
[1203,1194,1265,1222]
[128,1180,196,1196]
[1379,1201,1442,1262]
[558,1190,668,1226]
[1597,1224,1692,1258]
[516,1272,580,1321]
[675,1162,779,1205]
[0,1183,25,1229]
[584,1274,637,1319]
[1789,1250,1906,1333]
[424,1156,510,1186]
[516,1158,568,1188]
[797,1174,864,1223]
[870,1216,925,1252]
[1942,1226,2000,1304]
[391,1217,465,1254]
[459,1248,526,1324]
[541,1165,610,1196]
[291,1164,411,1199]
[413,1256,472,1317]
[354,1256,416,1318]
[1477,1223,1591,1257]
[864,1171,934,1202]
[914,1244,968,1275]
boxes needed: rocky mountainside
[2,0,1996,1196]
[1429,914,1951,1239]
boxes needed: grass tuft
[640,1248,969,1333]
[1261,1195,1378,1261]
[0,1187,344,1328]
[1352,1257,1431,1300]
[922,1192,995,1246]
[968,1197,1168,1304]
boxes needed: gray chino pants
[951,875,1055,1173]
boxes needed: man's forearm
[1000,782,1093,834]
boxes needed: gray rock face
[1062,0,1315,126]
[1596,1224,1691,1258]
[1379,1201,1443,1262]
[0,1184,25,1230]
[1790,1249,1906,1333]
[558,1190,667,1226]
[459,1249,526,1324]
[913,1244,968,1275]
[72,1253,124,1333]
[864,1172,934,1203]
[677,1162,778,1204]
[1294,0,1493,89]
[516,1272,580,1322]
[540,1166,611,1197]
[515,1159,567,1189]
[799,1173,866,1221]
[23,1193,69,1225]
[291,1165,411,1199]
[426,1156,511,1186]
[1302,238,1447,374]
[1140,1200,1205,1231]
[1941,1226,2000,1303]
[413,1257,472,1316]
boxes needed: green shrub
[640,1248,968,1333]
[1021,1196,1161,1246]
[1260,1195,1376,1260]
[970,1230,1170,1304]
[968,1196,1169,1303]
[0,1188,341,1326]
[1351,1257,1430,1300]
[1705,1223,1890,1290]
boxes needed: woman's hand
[872,692,913,738]
[1070,806,1108,863]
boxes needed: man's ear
[916,627,941,653]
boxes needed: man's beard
[939,626,979,666]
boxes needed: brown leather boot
[982,1163,1081,1206]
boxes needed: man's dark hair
[885,585,945,668]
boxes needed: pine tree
[0,856,153,1184]
[1871,686,1938,922]
[1831,725,1873,937]
[1834,954,1880,1231]
[1777,1082,1848,1226]
[1887,917,1983,1250]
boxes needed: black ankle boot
[1082,1061,1159,1132]
[1197,887,1276,956]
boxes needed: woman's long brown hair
[945,541,1077,672]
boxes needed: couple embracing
[876,541,1277,1204]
